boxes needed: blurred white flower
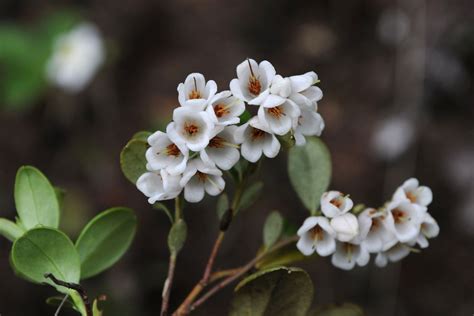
[375,243,411,268]
[331,213,359,242]
[293,105,325,146]
[296,216,336,257]
[258,99,300,135]
[331,241,370,270]
[383,200,424,243]
[356,208,397,253]
[145,131,188,175]
[136,170,181,203]
[234,117,281,163]
[377,8,410,46]
[200,126,240,170]
[230,58,276,105]
[321,191,354,218]
[180,158,225,203]
[206,91,245,126]
[392,178,433,207]
[372,115,415,161]
[414,212,439,248]
[289,71,322,108]
[46,22,105,93]
[167,107,215,152]
[178,73,217,110]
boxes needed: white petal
[204,175,225,196]
[259,60,276,89]
[229,78,246,101]
[241,140,263,163]
[261,94,286,108]
[375,252,388,267]
[184,177,205,203]
[331,213,359,242]
[316,235,336,257]
[262,134,281,158]
[297,217,319,236]
[297,234,315,256]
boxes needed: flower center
[392,209,408,224]
[248,76,261,96]
[165,143,180,157]
[330,197,344,208]
[370,218,381,232]
[309,225,324,242]
[214,104,229,118]
[267,106,284,119]
[250,128,265,140]
[184,122,200,137]
[188,76,202,99]
[344,243,354,261]
[197,171,207,182]
[209,136,225,148]
[406,191,417,203]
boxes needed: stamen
[209,136,225,148]
[188,77,202,99]
[267,106,285,119]
[247,59,261,95]
[330,196,344,208]
[164,143,181,157]
[344,243,354,262]
[184,122,199,136]
[197,171,207,182]
[392,209,409,224]
[214,104,230,118]
[250,128,265,140]
[309,225,324,242]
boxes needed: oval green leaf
[14,166,60,229]
[168,219,187,254]
[11,228,80,290]
[263,211,284,249]
[288,137,331,214]
[120,139,148,184]
[0,218,25,242]
[132,131,152,142]
[75,207,137,279]
[230,267,314,316]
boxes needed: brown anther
[309,225,324,241]
[214,104,229,118]
[189,90,202,99]
[250,128,265,140]
[184,123,199,136]
[209,136,225,148]
[330,197,344,208]
[392,209,407,224]
[197,171,207,182]
[248,76,262,95]
[267,106,284,118]
[406,191,417,203]
[165,143,181,157]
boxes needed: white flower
[206,91,245,126]
[257,99,300,135]
[289,71,323,108]
[356,208,397,253]
[296,216,336,257]
[330,213,359,242]
[293,106,325,146]
[167,107,215,152]
[136,170,181,204]
[270,75,292,98]
[180,158,225,203]
[392,178,433,207]
[145,131,188,175]
[321,191,354,218]
[383,200,423,243]
[234,117,281,163]
[331,241,370,270]
[177,73,217,110]
[375,243,411,268]
[46,22,104,93]
[230,58,276,105]
[414,212,439,248]
[200,126,240,170]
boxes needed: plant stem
[161,197,183,316]
[44,273,92,316]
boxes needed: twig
[54,294,69,316]
[44,273,92,316]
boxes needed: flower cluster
[296,178,439,270]
[137,59,324,203]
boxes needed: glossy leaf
[0,218,25,242]
[238,181,263,211]
[14,166,60,229]
[75,207,137,279]
[11,228,81,291]
[120,139,148,184]
[263,211,284,249]
[168,219,187,254]
[288,137,331,214]
[230,267,313,316]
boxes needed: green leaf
[288,137,331,214]
[263,211,284,249]
[256,244,307,270]
[216,193,229,220]
[230,267,313,316]
[14,166,60,229]
[239,110,252,125]
[132,131,152,142]
[310,303,364,316]
[0,218,25,242]
[11,228,81,291]
[120,139,148,183]
[75,207,137,279]
[238,181,263,211]
[168,219,187,254]
[92,299,103,316]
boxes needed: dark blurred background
[0,0,473,315]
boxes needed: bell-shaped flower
[289,72,323,108]
[234,117,281,163]
[177,73,217,110]
[167,107,215,152]
[296,216,336,257]
[331,241,370,270]
[206,91,245,126]
[200,126,240,170]
[257,99,300,135]
[330,213,359,242]
[321,191,354,218]
[145,131,188,175]
[414,212,440,248]
[230,58,276,106]
[136,170,182,204]
[270,75,292,98]
[375,243,411,268]
[356,208,397,253]
[392,178,433,207]
[46,23,105,93]
[293,106,325,146]
[180,158,225,203]
[383,200,423,243]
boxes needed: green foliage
[229,267,314,316]
[132,131,152,142]
[75,207,137,279]
[310,303,364,316]
[238,181,264,211]
[14,166,60,229]
[216,193,229,220]
[120,138,148,183]
[256,244,308,270]
[11,228,81,291]
[238,110,252,125]
[263,211,284,249]
[288,137,331,214]
[0,218,25,241]
[168,219,187,255]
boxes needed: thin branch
[54,294,69,316]
[44,273,92,316]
